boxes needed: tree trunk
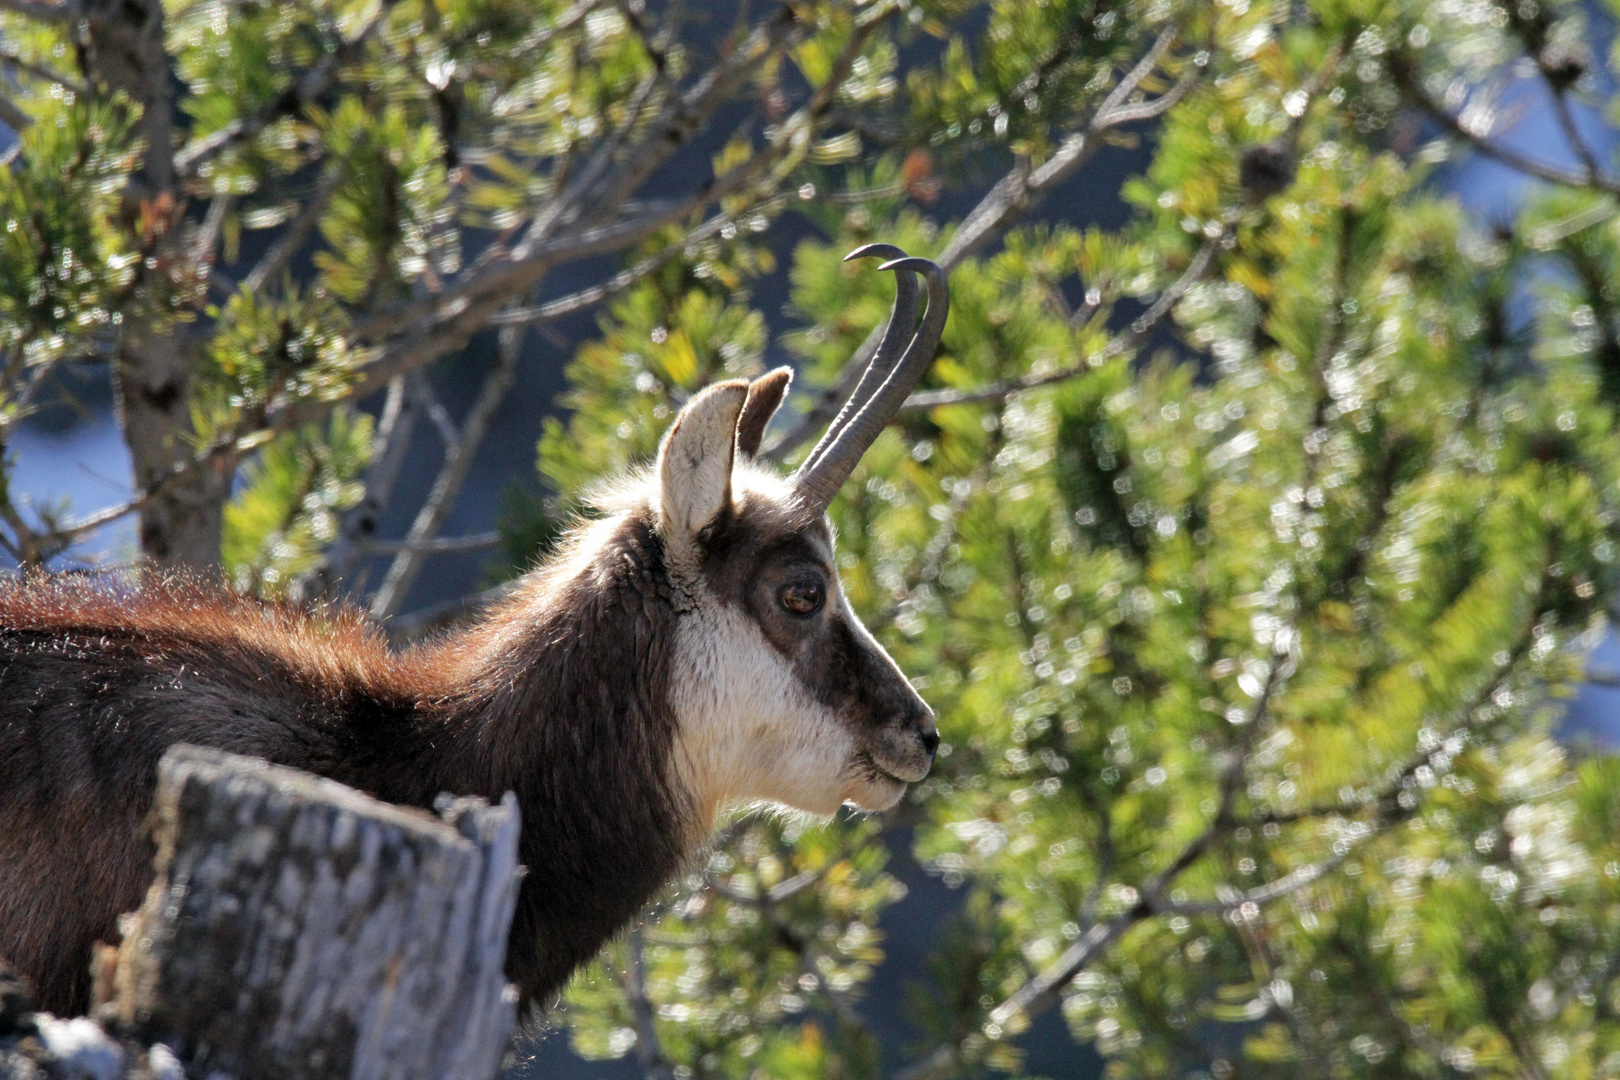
[81,0,231,571]
[104,745,521,1080]
[114,323,232,572]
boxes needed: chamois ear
[735,367,793,459]
[658,380,750,539]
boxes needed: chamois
[0,246,948,1018]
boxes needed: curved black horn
[795,254,949,514]
[797,244,920,479]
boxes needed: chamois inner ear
[658,380,750,539]
[735,367,793,459]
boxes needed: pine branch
[899,232,1225,412]
[935,23,1191,269]
[173,4,397,177]
[479,2,806,286]
[32,0,872,543]
[351,0,871,349]
[764,24,1209,462]
[944,650,1290,1062]
[901,606,1545,1080]
[899,43,1338,416]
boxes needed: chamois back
[0,575,432,1011]
[0,490,710,1018]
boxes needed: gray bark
[103,745,521,1080]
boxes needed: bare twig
[1094,72,1198,127]
[243,167,343,294]
[1547,86,1606,186]
[511,0,604,57]
[5,350,61,432]
[308,372,423,597]
[192,193,231,267]
[825,181,907,204]
[487,192,789,328]
[0,91,32,131]
[369,322,521,619]
[622,927,677,1080]
[420,381,460,449]
[759,347,875,465]
[1154,847,1362,918]
[0,46,89,94]
[0,0,76,22]
[574,3,815,232]
[360,531,501,555]
[708,859,838,906]
[49,428,245,542]
[385,580,520,643]
[1393,56,1606,193]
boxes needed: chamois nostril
[919,726,940,757]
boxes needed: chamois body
[0,246,949,1020]
[0,508,694,1015]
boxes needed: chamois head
[652,246,948,822]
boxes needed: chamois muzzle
[793,246,950,514]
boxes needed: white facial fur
[653,381,914,828]
[669,600,858,826]
[664,471,907,824]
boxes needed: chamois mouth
[844,749,909,812]
[852,749,910,787]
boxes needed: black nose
[919,725,940,757]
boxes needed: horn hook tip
[844,242,908,263]
[876,255,943,275]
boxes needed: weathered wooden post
[103,745,522,1080]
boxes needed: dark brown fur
[0,506,691,1017]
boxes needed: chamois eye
[779,581,824,616]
